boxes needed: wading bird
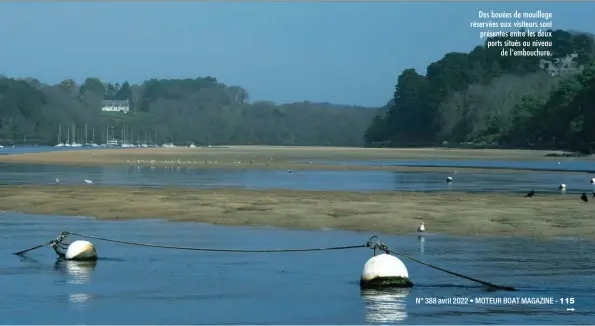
[581,192,588,203]
[524,189,535,198]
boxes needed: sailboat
[64,125,71,147]
[88,125,99,147]
[55,124,65,147]
[70,125,82,147]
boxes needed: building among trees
[101,100,130,113]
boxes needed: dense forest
[365,29,595,154]
[0,75,376,146]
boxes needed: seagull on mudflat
[417,222,425,234]
[84,179,93,184]
[55,177,60,184]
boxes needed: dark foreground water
[1,163,595,194]
[0,212,593,324]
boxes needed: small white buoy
[446,177,452,183]
[360,254,413,289]
[84,179,93,184]
[55,177,60,184]
[590,178,595,184]
[559,183,566,189]
[417,222,425,233]
[65,240,98,261]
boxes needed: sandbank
[1,185,593,240]
[0,146,588,173]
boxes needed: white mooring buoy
[65,240,98,261]
[446,176,452,183]
[590,178,595,184]
[360,253,413,289]
[559,183,566,190]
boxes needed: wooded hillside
[365,29,595,153]
[0,76,375,146]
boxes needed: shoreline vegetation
[366,30,595,156]
[0,146,591,174]
[1,185,593,240]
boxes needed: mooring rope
[62,231,369,253]
[12,231,515,291]
[367,239,515,291]
[13,232,70,256]
[387,249,515,291]
[13,240,54,256]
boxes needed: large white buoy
[590,178,595,184]
[446,177,452,183]
[559,184,566,190]
[360,254,413,289]
[65,240,98,261]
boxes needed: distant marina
[53,123,200,149]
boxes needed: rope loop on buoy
[365,236,390,256]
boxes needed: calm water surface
[1,163,595,194]
[0,212,593,324]
[310,159,595,173]
[0,146,96,155]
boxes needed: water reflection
[418,235,425,254]
[54,259,97,285]
[68,293,92,305]
[360,288,411,324]
[3,161,595,193]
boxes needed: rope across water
[13,231,515,291]
[64,231,369,253]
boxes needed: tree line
[0,75,376,146]
[365,28,595,154]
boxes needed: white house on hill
[101,100,130,113]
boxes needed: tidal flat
[0,146,580,173]
[1,184,593,240]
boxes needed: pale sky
[0,2,592,107]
